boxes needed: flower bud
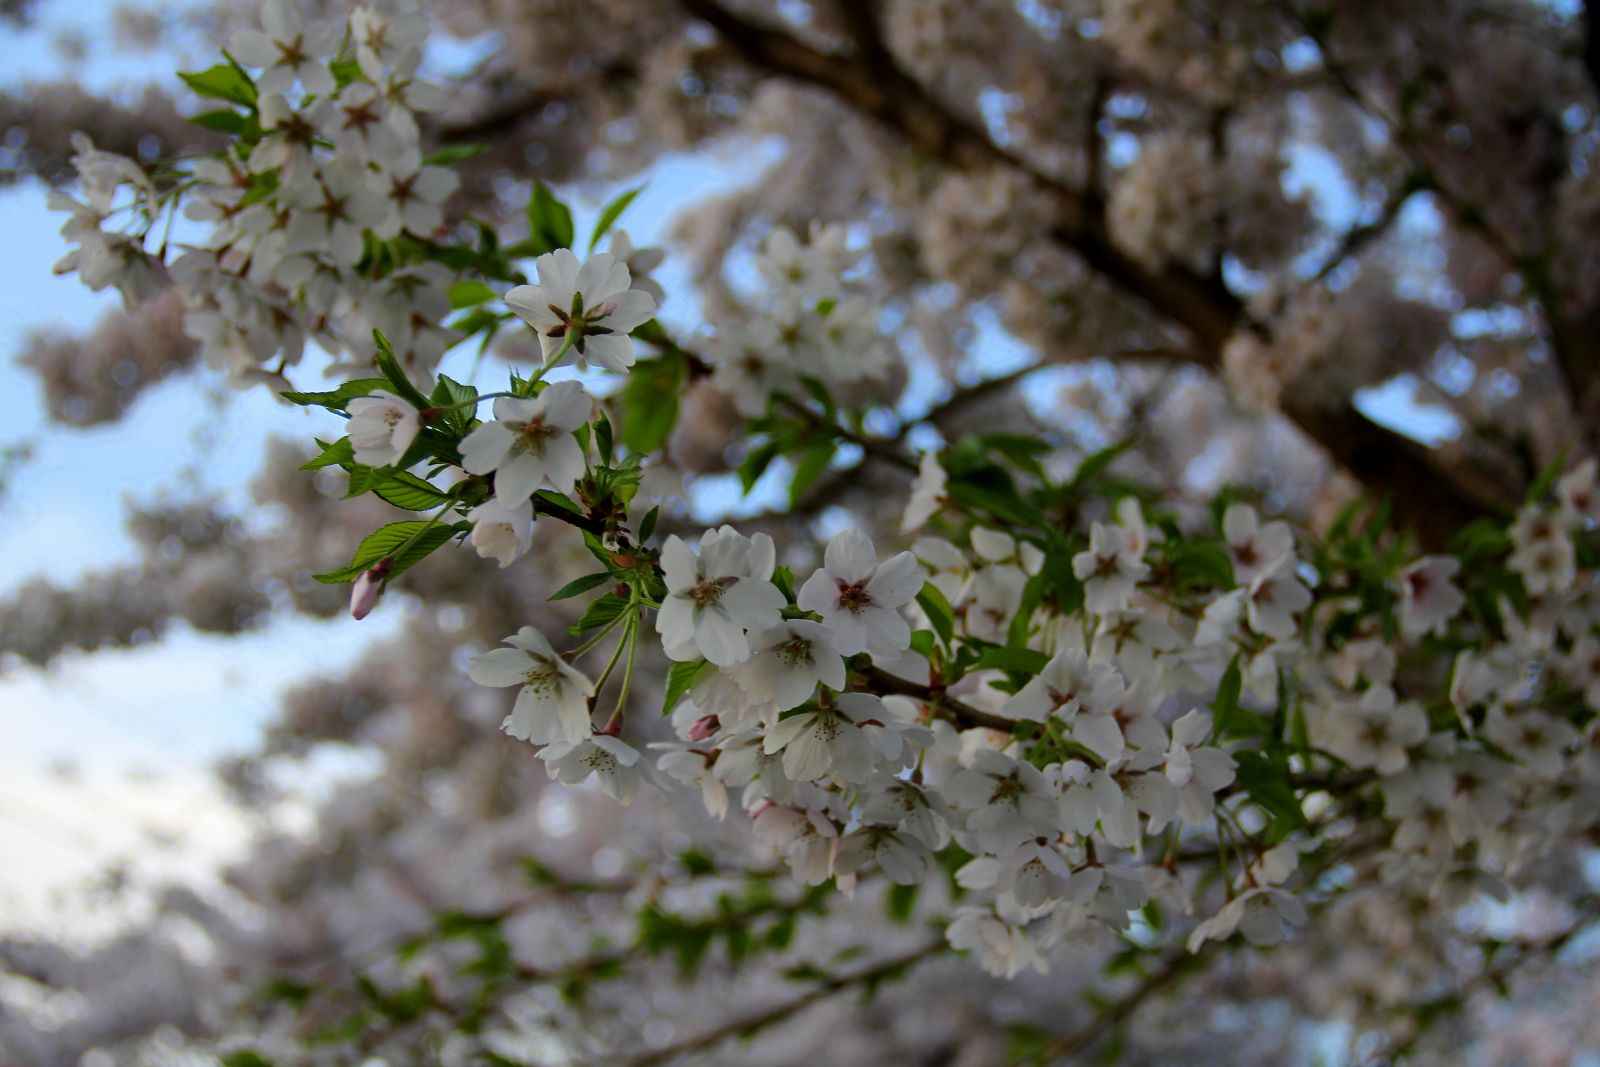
[350,561,390,620]
[685,714,721,743]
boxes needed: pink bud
[685,714,721,743]
[747,799,776,821]
[349,565,388,620]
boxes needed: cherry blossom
[459,381,591,505]
[468,627,596,745]
[795,529,921,657]
[504,249,658,372]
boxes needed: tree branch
[675,0,1530,544]
[609,940,945,1067]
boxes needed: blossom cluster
[42,0,1600,996]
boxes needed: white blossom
[539,735,642,803]
[468,627,595,744]
[345,391,418,467]
[1396,556,1466,642]
[466,496,534,568]
[796,529,921,657]
[657,527,785,666]
[504,249,657,372]
[230,0,342,95]
[459,382,591,505]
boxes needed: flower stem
[603,618,640,736]
[517,332,578,396]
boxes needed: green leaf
[534,490,585,520]
[221,1052,278,1067]
[621,353,685,454]
[1211,656,1243,741]
[638,505,660,542]
[314,520,461,583]
[886,882,918,924]
[178,64,256,107]
[594,412,615,465]
[1070,439,1137,488]
[788,442,836,507]
[425,142,488,166]
[1231,751,1307,835]
[448,280,497,308]
[366,469,454,511]
[371,330,431,408]
[738,440,781,493]
[189,108,261,137]
[588,184,645,252]
[974,647,1049,675]
[916,582,955,646]
[526,181,575,255]
[329,56,362,89]
[301,437,354,471]
[572,593,631,634]
[550,572,611,601]
[281,378,388,411]
[662,658,709,716]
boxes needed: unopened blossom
[348,565,386,620]
[1222,503,1295,585]
[539,735,642,803]
[504,249,657,372]
[230,0,342,94]
[459,381,591,505]
[466,496,533,568]
[739,620,846,711]
[1072,521,1149,614]
[1396,556,1466,642]
[901,452,948,533]
[796,529,922,657]
[468,627,595,745]
[657,527,785,666]
[345,390,418,466]
[1004,649,1126,722]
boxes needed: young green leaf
[315,520,463,583]
[588,184,645,252]
[550,572,611,601]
